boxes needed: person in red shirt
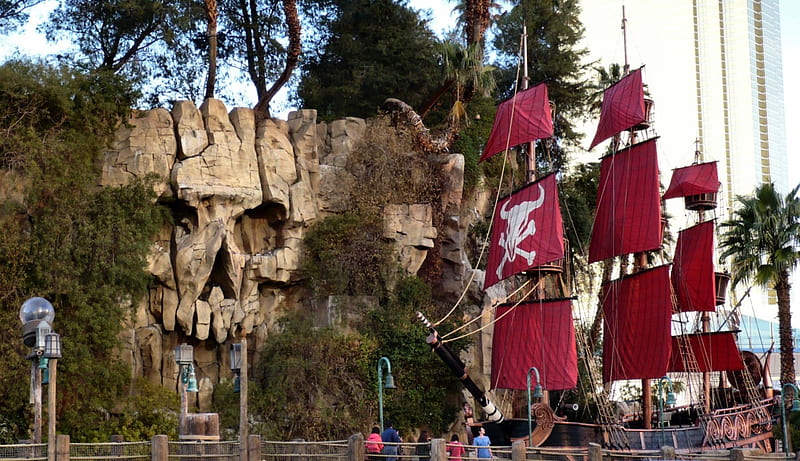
[446,434,465,461]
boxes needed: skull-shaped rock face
[105,101,467,410]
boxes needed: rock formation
[100,100,492,410]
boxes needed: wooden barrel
[179,413,221,441]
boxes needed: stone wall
[101,99,500,411]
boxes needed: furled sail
[662,161,720,199]
[672,221,716,312]
[589,67,646,150]
[668,332,745,373]
[491,299,577,390]
[602,265,673,383]
[484,174,564,289]
[588,138,662,263]
[480,83,553,162]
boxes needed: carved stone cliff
[102,99,504,412]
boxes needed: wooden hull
[479,399,775,452]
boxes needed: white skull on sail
[496,184,546,280]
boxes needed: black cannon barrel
[417,312,503,424]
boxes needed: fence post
[152,435,168,461]
[729,448,746,461]
[349,433,365,461]
[430,439,446,461]
[248,434,261,461]
[55,434,69,461]
[660,446,675,459]
[511,440,525,461]
[588,443,602,461]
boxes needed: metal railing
[70,442,151,461]
[0,436,792,461]
[0,443,47,461]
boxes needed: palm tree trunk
[777,269,795,385]
[204,0,218,100]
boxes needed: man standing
[381,420,401,461]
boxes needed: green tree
[296,0,441,121]
[248,312,375,440]
[44,0,182,73]
[0,60,167,441]
[719,182,800,385]
[0,0,42,34]
[492,0,591,172]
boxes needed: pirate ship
[417,25,777,452]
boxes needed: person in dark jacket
[416,430,430,461]
[381,420,401,461]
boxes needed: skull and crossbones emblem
[495,183,546,280]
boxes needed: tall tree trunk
[254,0,301,118]
[776,269,795,385]
[204,0,218,99]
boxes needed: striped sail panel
[602,265,673,382]
[588,139,662,263]
[491,299,577,390]
[589,68,646,150]
[480,83,553,162]
[672,221,716,312]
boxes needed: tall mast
[522,24,536,184]
[620,4,655,429]
[622,6,630,75]
[695,139,713,413]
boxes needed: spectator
[416,431,430,461]
[474,427,492,459]
[446,434,465,461]
[381,420,401,461]
[366,427,384,461]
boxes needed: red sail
[589,68,646,150]
[491,299,577,390]
[668,332,744,373]
[663,161,720,199]
[672,221,716,312]
[588,139,662,263]
[603,265,673,382]
[484,174,564,289]
[480,83,553,162]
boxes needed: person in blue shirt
[381,420,401,461]
[474,426,492,459]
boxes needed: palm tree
[719,182,800,385]
[417,40,496,120]
[203,0,218,99]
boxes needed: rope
[441,278,544,344]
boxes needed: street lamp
[230,339,248,461]
[526,367,544,446]
[780,383,800,453]
[377,356,396,432]
[20,297,61,461]
[230,343,242,393]
[657,376,676,447]
[174,343,198,433]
